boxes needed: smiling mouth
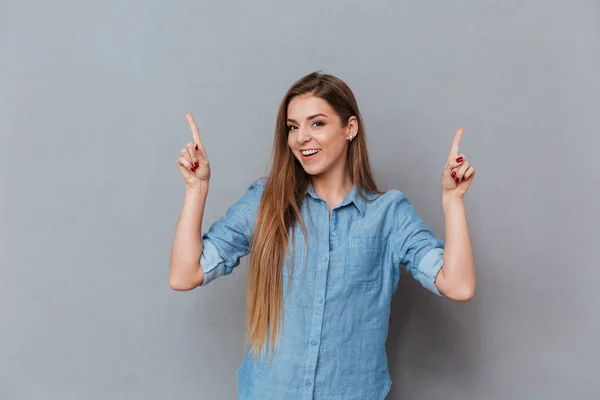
[300,149,321,157]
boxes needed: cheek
[288,136,301,158]
[324,134,346,153]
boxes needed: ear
[346,116,358,140]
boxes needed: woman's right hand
[176,113,211,188]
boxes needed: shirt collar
[306,181,367,217]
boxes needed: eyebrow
[286,113,328,123]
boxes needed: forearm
[169,182,209,289]
[440,193,476,298]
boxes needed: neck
[311,165,353,205]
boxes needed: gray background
[1,0,598,399]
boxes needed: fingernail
[195,144,198,151]
[451,171,456,178]
[455,177,460,183]
[456,157,463,163]
[191,167,195,172]
[194,161,199,168]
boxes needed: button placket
[330,211,338,237]
[302,202,329,394]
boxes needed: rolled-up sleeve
[391,193,445,296]
[199,178,266,286]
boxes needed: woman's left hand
[441,127,475,199]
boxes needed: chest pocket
[344,236,385,287]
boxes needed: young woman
[170,71,476,399]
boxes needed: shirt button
[317,298,323,304]
[311,339,318,346]
[321,255,328,262]
[331,230,337,237]
[305,380,312,387]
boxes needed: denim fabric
[200,177,445,399]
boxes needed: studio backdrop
[1,0,598,399]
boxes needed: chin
[296,156,329,176]
[302,166,325,177]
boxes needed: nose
[296,124,311,143]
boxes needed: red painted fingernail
[456,157,463,163]
[455,177,460,182]
[195,144,198,151]
[451,171,456,178]
[191,167,195,172]
[194,161,199,168]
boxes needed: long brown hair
[245,71,382,360]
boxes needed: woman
[169,71,476,399]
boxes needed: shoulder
[363,189,419,222]
[250,176,267,186]
[239,177,268,204]
[248,176,268,191]
[379,189,408,201]
[367,188,411,208]
[226,177,268,209]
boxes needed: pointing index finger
[185,113,201,145]
[450,127,465,157]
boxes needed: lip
[300,149,321,161]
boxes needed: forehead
[287,94,334,118]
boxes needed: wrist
[442,191,464,207]
[186,180,209,193]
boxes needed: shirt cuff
[415,247,445,296]
[199,238,226,287]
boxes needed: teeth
[301,149,320,156]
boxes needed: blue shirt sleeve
[199,178,267,286]
[391,192,445,296]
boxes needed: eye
[287,125,297,132]
[313,121,324,127]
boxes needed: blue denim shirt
[200,177,445,399]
